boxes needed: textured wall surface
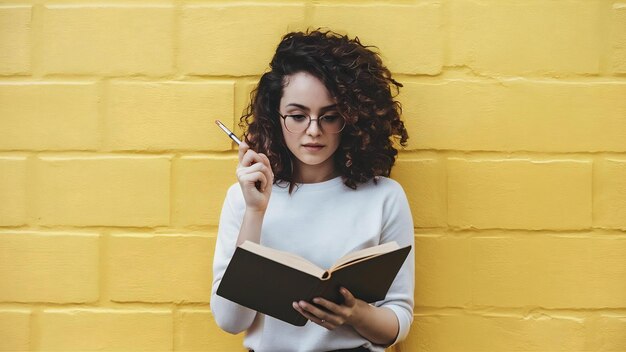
[1,1,625,351]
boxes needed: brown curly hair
[240,29,408,191]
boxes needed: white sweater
[211,176,415,352]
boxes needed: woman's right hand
[236,142,274,212]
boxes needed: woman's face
[279,71,341,183]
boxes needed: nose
[306,117,323,136]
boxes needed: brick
[414,235,471,308]
[0,232,98,303]
[40,308,172,351]
[0,309,30,351]
[595,158,626,229]
[471,236,626,308]
[106,81,234,151]
[34,155,170,226]
[392,157,446,228]
[207,235,216,294]
[448,158,591,230]
[0,6,31,74]
[177,309,245,352]
[0,157,27,226]
[42,5,173,75]
[180,4,306,76]
[599,314,626,352]
[450,0,601,74]
[312,4,442,75]
[399,80,626,152]
[108,234,212,303]
[0,82,99,150]
[172,155,238,227]
[400,312,587,352]
[612,4,626,73]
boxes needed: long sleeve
[210,184,258,334]
[376,180,415,346]
[210,177,414,351]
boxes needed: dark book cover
[216,244,411,326]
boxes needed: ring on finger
[320,319,325,324]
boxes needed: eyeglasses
[278,112,346,134]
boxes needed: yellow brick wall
[1,1,625,351]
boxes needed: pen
[215,120,242,145]
[215,119,265,191]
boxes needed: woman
[211,29,414,352]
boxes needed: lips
[302,143,324,152]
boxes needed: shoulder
[224,183,245,210]
[375,176,405,191]
[346,177,409,210]
[363,177,411,215]
[360,176,407,197]
[225,182,242,198]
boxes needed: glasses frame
[278,112,346,134]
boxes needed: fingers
[239,149,264,168]
[238,147,274,192]
[236,142,273,209]
[291,288,358,330]
[340,287,356,307]
[237,162,270,191]
[257,153,273,187]
[292,301,337,329]
[305,289,354,317]
[258,153,272,173]
[311,297,342,315]
[237,142,249,164]
[238,143,272,169]
[292,302,320,323]
[239,148,272,175]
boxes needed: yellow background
[1,0,626,351]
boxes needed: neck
[293,160,338,184]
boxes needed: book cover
[216,241,411,326]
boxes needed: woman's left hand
[292,287,365,330]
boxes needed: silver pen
[215,120,242,145]
[216,119,264,190]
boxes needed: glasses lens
[284,115,309,133]
[283,114,346,134]
[320,115,345,134]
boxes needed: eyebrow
[285,103,338,112]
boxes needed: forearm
[236,209,265,246]
[210,293,257,334]
[212,202,260,333]
[349,302,399,346]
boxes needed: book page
[239,241,326,278]
[329,241,399,272]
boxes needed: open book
[216,241,411,326]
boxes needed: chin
[300,158,326,166]
[297,154,333,166]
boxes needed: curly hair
[240,29,408,191]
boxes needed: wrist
[347,299,371,329]
[237,208,266,246]
[245,207,267,216]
